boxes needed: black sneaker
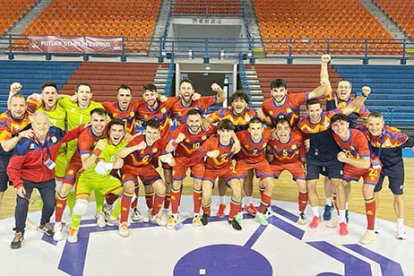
[38,223,54,236]
[11,232,24,249]
[201,213,209,226]
[228,219,242,231]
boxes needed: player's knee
[59,184,72,196]
[154,181,166,195]
[123,182,135,194]
[73,199,88,216]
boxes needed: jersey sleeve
[290,93,308,108]
[0,118,12,140]
[58,96,73,109]
[26,97,42,114]
[208,108,224,123]
[78,131,94,156]
[101,102,112,112]
[355,131,370,158]
[199,96,217,110]
[164,96,180,110]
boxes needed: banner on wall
[28,36,122,54]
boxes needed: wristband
[361,94,367,98]
[93,148,102,157]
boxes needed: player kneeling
[196,120,243,230]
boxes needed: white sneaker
[263,208,272,219]
[161,209,169,222]
[143,209,151,223]
[95,212,106,228]
[193,215,203,228]
[131,208,142,222]
[297,212,307,225]
[167,215,178,230]
[396,226,407,240]
[53,223,64,241]
[67,228,78,243]
[118,222,129,237]
[106,216,119,226]
[360,230,376,244]
[326,215,339,228]
[151,214,167,226]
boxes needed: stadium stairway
[334,65,414,136]
[59,62,168,101]
[0,61,81,112]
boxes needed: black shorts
[306,158,343,181]
[374,162,404,195]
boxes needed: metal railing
[238,53,251,103]
[164,53,175,96]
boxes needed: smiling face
[76,85,92,108]
[307,103,323,124]
[145,125,161,145]
[41,85,58,110]
[217,129,232,144]
[231,97,247,115]
[336,81,352,102]
[275,121,291,143]
[270,86,288,104]
[248,122,264,141]
[117,88,132,111]
[367,116,384,137]
[187,113,202,134]
[90,113,107,136]
[331,119,350,139]
[143,89,158,108]
[109,124,125,145]
[32,113,50,141]
[179,81,194,103]
[9,96,27,119]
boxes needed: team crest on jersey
[269,111,274,115]
[30,143,35,149]
[292,144,297,150]
[286,108,292,113]
[161,107,166,113]
[130,112,135,117]
[68,170,74,175]
[323,121,330,127]
[202,135,207,140]
[152,148,158,153]
[384,141,391,147]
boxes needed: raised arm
[342,86,370,116]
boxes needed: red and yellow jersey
[267,130,305,164]
[208,107,257,132]
[0,111,32,141]
[102,99,143,135]
[69,127,105,163]
[124,135,165,167]
[333,129,370,160]
[172,96,217,125]
[298,110,337,135]
[236,128,271,164]
[199,135,235,170]
[170,123,216,158]
[262,93,308,127]
[135,97,179,140]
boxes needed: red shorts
[343,164,381,185]
[235,159,274,180]
[121,164,162,186]
[203,166,240,187]
[172,156,205,181]
[62,160,82,186]
[270,161,306,181]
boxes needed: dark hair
[368,111,383,120]
[337,79,352,89]
[118,84,132,93]
[179,79,193,87]
[108,118,125,129]
[90,107,107,117]
[187,109,203,117]
[270,79,287,90]
[330,113,349,124]
[306,98,321,108]
[41,81,57,91]
[145,118,161,129]
[249,117,262,126]
[231,90,249,104]
[143,83,157,92]
[274,117,290,128]
[217,119,235,131]
[76,83,92,92]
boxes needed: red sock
[145,192,154,209]
[55,192,68,223]
[193,188,202,214]
[105,193,119,205]
[202,205,211,216]
[258,194,271,213]
[151,194,165,216]
[229,198,241,219]
[259,186,266,199]
[170,188,181,214]
[131,186,139,209]
[298,192,308,213]
[120,192,134,223]
[164,193,171,209]
[365,198,376,230]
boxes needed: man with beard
[362,112,414,240]
[172,79,225,126]
[7,112,85,249]
[202,90,261,217]
[298,86,370,234]
[67,119,130,243]
[165,109,217,229]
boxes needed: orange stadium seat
[0,0,37,34]
[173,0,241,15]
[253,0,402,56]
[375,0,414,40]
[20,0,160,53]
